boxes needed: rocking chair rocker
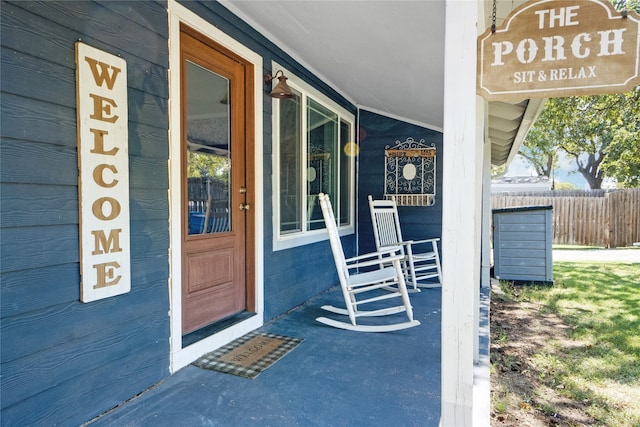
[368,195,443,291]
[315,193,420,332]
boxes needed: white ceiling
[222,0,445,130]
[220,0,542,165]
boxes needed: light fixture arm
[264,69,286,85]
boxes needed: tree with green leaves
[600,123,640,188]
[521,87,639,189]
[518,0,640,188]
[611,0,640,14]
[188,151,230,182]
[519,109,558,178]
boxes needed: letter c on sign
[93,164,119,188]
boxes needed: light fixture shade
[270,75,295,99]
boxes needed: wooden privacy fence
[491,188,640,248]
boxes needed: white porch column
[441,0,480,426]
[474,115,492,363]
[481,137,492,292]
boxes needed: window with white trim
[272,66,355,250]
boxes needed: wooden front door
[180,26,254,335]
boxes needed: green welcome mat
[193,331,303,379]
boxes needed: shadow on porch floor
[88,287,442,427]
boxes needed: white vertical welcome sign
[76,42,131,302]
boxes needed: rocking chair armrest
[408,237,440,246]
[345,254,405,270]
[344,246,403,268]
[381,241,426,255]
[391,240,415,247]
[380,241,414,250]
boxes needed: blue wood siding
[1,1,170,425]
[492,207,554,282]
[357,110,443,259]
[1,0,358,425]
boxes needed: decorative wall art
[384,137,436,206]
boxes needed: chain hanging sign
[477,0,640,100]
[76,42,131,302]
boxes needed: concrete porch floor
[87,287,442,427]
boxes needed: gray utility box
[492,205,553,284]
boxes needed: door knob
[239,203,251,211]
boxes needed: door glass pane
[307,98,338,231]
[185,61,231,235]
[279,92,302,234]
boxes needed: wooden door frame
[168,1,264,373]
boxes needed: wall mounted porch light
[264,70,295,99]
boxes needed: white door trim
[167,0,264,373]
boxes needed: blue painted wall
[0,1,356,424]
[1,1,171,425]
[357,110,443,258]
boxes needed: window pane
[279,93,302,234]
[185,61,231,235]
[307,99,338,231]
[339,119,352,226]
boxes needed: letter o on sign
[92,197,122,220]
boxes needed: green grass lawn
[552,244,605,250]
[552,244,640,251]
[517,262,640,426]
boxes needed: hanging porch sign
[477,0,640,100]
[76,42,131,302]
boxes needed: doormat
[192,331,303,379]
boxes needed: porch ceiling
[221,0,543,167]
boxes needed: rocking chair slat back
[377,210,402,248]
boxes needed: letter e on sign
[76,42,131,302]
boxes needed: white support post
[481,136,492,292]
[474,99,487,364]
[441,0,480,426]
[477,0,491,299]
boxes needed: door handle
[239,203,251,211]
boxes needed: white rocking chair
[316,193,420,332]
[368,195,443,291]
